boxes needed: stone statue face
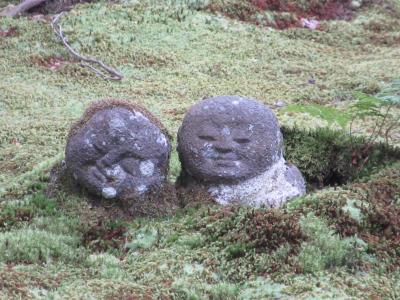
[178,96,283,183]
[66,107,170,199]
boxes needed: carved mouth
[214,159,239,167]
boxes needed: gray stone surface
[177,95,306,207]
[285,163,307,195]
[66,103,170,200]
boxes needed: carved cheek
[235,142,254,157]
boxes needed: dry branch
[51,12,123,81]
[0,0,46,17]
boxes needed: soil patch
[30,55,72,71]
[82,219,128,252]
[0,27,18,37]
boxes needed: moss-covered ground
[1,0,400,298]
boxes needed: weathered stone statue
[65,99,171,201]
[177,95,306,207]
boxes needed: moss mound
[283,126,400,188]
[198,207,305,254]
[176,163,400,281]
[288,162,400,269]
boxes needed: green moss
[85,253,125,279]
[0,192,60,230]
[297,213,368,273]
[239,278,285,299]
[172,277,286,299]
[0,228,82,264]
[225,243,249,259]
[177,233,205,249]
[125,226,158,251]
[282,103,350,128]
[342,199,364,223]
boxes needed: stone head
[177,96,283,183]
[65,99,171,199]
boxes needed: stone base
[207,157,306,207]
[177,157,306,208]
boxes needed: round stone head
[65,99,171,199]
[177,96,283,183]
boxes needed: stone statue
[65,99,171,200]
[177,95,306,207]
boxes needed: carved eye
[234,138,250,144]
[199,135,217,141]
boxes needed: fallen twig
[51,12,123,81]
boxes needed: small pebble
[102,187,117,199]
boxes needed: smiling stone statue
[65,99,171,201]
[177,95,306,207]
